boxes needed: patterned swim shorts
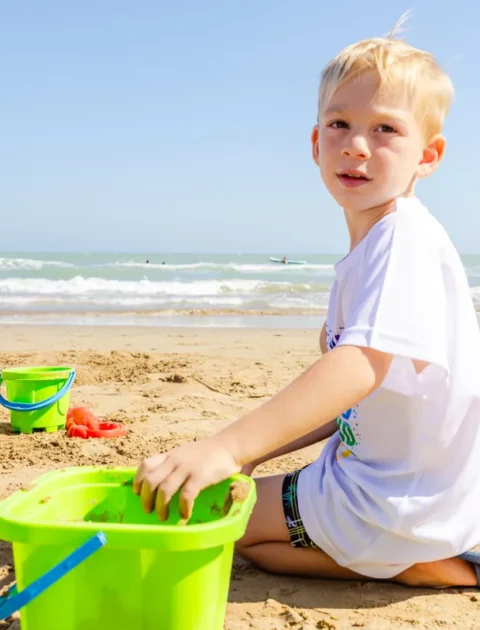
[281,468,322,550]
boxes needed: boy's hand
[133,437,240,521]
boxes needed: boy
[133,32,480,588]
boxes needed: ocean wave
[0,272,477,314]
[109,260,335,273]
[0,257,74,271]
[471,286,480,304]
[0,275,333,311]
[0,276,331,297]
[468,266,480,279]
[0,294,328,311]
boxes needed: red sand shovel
[66,406,127,439]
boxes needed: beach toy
[67,421,127,439]
[0,466,256,630]
[0,367,75,434]
[66,406,128,439]
[66,406,98,430]
[84,422,127,438]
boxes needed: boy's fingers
[135,454,177,514]
[133,453,167,495]
[139,478,156,514]
[154,486,169,521]
[154,467,189,521]
[179,477,203,521]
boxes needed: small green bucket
[0,366,76,433]
[0,466,256,630]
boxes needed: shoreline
[0,306,328,316]
[0,309,478,330]
[0,311,328,329]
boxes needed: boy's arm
[245,419,338,470]
[319,320,327,354]
[217,345,392,468]
[134,344,392,519]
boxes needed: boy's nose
[341,135,371,160]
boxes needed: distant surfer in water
[281,257,287,264]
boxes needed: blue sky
[0,1,476,253]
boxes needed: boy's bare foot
[395,557,477,588]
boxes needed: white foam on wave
[0,273,477,312]
[0,294,329,310]
[110,260,335,273]
[0,276,327,297]
[471,286,480,304]
[0,257,75,271]
[0,276,334,310]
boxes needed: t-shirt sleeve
[337,213,449,373]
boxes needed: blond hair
[318,19,454,143]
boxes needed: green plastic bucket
[0,366,75,433]
[0,466,256,630]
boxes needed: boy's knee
[235,533,254,557]
[235,515,266,552]
[235,542,258,567]
[235,527,270,563]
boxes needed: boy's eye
[376,124,397,133]
[328,120,349,129]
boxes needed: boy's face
[312,71,444,213]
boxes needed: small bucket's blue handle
[0,532,106,621]
[0,371,76,412]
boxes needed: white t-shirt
[298,196,480,578]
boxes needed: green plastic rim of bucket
[1,366,74,381]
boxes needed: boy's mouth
[336,169,371,188]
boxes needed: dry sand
[0,324,477,630]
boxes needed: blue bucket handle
[0,370,76,412]
[0,532,106,621]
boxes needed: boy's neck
[344,193,415,251]
[344,178,418,251]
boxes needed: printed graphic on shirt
[326,323,360,459]
[336,407,359,459]
[326,323,344,351]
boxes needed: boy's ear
[311,125,320,165]
[416,134,446,178]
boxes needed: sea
[0,252,479,328]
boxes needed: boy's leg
[236,472,477,588]
[235,473,362,580]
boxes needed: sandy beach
[0,324,477,629]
